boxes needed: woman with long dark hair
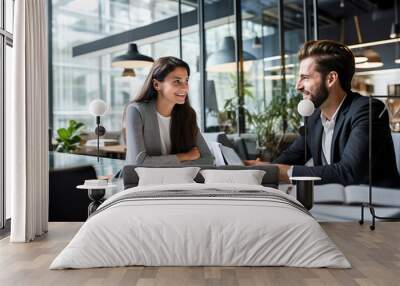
[124,56,214,165]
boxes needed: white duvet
[50,183,351,269]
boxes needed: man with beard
[267,40,399,187]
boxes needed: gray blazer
[126,100,214,166]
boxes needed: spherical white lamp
[297,99,315,117]
[88,99,108,162]
[297,99,315,164]
[89,99,107,116]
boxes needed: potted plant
[250,88,302,161]
[55,120,85,153]
[220,73,302,161]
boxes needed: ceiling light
[353,49,368,64]
[111,43,154,69]
[348,38,400,49]
[390,23,400,39]
[122,68,136,77]
[356,62,384,69]
[355,48,383,69]
[354,56,368,64]
[391,0,400,38]
[206,36,256,73]
[353,16,383,69]
[355,68,400,76]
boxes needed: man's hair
[298,40,355,92]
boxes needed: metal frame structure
[178,0,183,59]
[359,95,400,231]
[234,0,245,135]
[303,0,318,41]
[198,0,206,131]
[48,1,54,142]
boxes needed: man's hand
[275,164,291,183]
[244,160,291,183]
[244,158,268,166]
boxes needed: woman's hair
[124,56,198,154]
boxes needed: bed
[50,165,350,269]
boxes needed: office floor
[0,222,399,286]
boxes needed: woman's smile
[175,92,187,100]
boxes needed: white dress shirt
[320,95,346,165]
[287,95,347,178]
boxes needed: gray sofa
[285,133,400,221]
[203,131,400,221]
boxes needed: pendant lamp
[353,16,383,69]
[355,48,384,69]
[112,43,154,70]
[206,36,256,73]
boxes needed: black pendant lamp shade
[112,43,154,69]
[207,36,256,73]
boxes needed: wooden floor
[0,222,399,286]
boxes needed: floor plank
[0,222,399,286]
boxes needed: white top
[320,95,346,165]
[157,112,172,155]
[76,184,116,190]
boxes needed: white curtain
[8,0,49,242]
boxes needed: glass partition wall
[49,1,400,223]
[48,0,317,165]
[51,0,184,135]
[50,0,303,137]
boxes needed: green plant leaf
[57,128,69,140]
[70,135,81,144]
[75,122,84,130]
[55,120,86,153]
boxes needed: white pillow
[200,169,266,185]
[135,167,201,186]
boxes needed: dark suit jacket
[274,92,400,187]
